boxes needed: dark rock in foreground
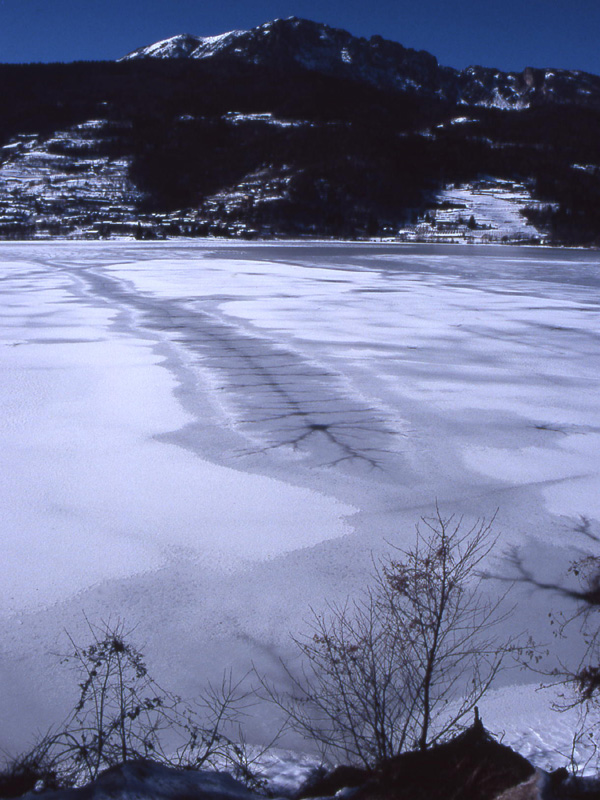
[299,719,541,800]
[20,760,259,800]
[8,721,600,800]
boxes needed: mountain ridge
[120,17,600,112]
[0,19,599,244]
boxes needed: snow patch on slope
[224,112,305,128]
[398,178,548,243]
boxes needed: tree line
[0,59,599,241]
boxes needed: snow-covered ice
[0,247,354,610]
[0,241,599,769]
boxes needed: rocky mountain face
[0,18,599,243]
[457,63,600,110]
[122,17,600,112]
[122,18,452,101]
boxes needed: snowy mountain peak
[120,17,444,97]
[120,29,246,61]
[120,18,600,111]
[121,33,204,60]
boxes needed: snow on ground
[0,241,599,771]
[400,178,549,243]
[224,112,306,128]
[437,179,545,237]
[26,760,263,800]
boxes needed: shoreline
[0,235,597,251]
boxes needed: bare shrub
[19,620,259,787]
[264,511,520,767]
[539,553,600,772]
[495,524,600,773]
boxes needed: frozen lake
[1,241,600,760]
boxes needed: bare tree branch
[259,510,522,767]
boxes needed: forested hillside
[0,20,599,242]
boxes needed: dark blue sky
[0,0,599,75]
